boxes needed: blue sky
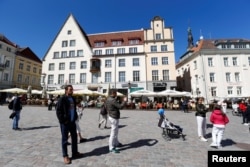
[1,0,250,62]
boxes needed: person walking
[98,99,108,129]
[195,97,208,142]
[105,89,127,153]
[239,100,248,125]
[12,94,22,130]
[76,102,87,143]
[209,102,229,149]
[56,85,83,164]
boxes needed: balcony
[90,58,101,73]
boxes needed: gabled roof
[16,47,42,63]
[0,34,18,47]
[42,13,91,61]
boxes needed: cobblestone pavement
[0,105,249,167]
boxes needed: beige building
[0,34,42,101]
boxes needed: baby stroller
[158,114,186,141]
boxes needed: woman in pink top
[209,102,229,149]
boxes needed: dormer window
[94,41,105,47]
[112,40,122,46]
[156,33,161,40]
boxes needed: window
[49,63,54,71]
[129,47,137,53]
[195,75,198,84]
[25,76,29,84]
[248,57,250,66]
[67,30,71,35]
[226,72,231,82]
[223,57,229,66]
[92,73,98,83]
[227,87,233,95]
[161,45,167,52]
[117,48,125,54]
[105,59,112,67]
[118,59,125,67]
[17,74,22,82]
[119,71,126,82]
[232,57,238,66]
[61,51,67,58]
[32,77,36,84]
[162,70,169,81]
[70,40,75,46]
[69,74,75,84]
[80,73,86,83]
[105,72,112,82]
[33,67,37,73]
[129,39,139,45]
[133,58,139,66]
[76,50,83,57]
[69,62,76,69]
[112,40,122,46]
[26,65,31,71]
[208,58,213,67]
[105,49,113,55]
[193,61,197,69]
[5,60,10,68]
[211,87,217,97]
[80,61,87,69]
[47,75,54,84]
[209,73,215,82]
[59,63,65,70]
[162,57,168,65]
[58,74,64,84]
[133,71,140,81]
[19,63,23,70]
[95,42,105,47]
[151,57,158,65]
[62,41,68,47]
[156,33,161,40]
[3,73,8,81]
[235,72,240,82]
[69,50,75,57]
[236,87,242,95]
[94,50,102,55]
[53,52,59,58]
[150,45,157,52]
[152,70,158,81]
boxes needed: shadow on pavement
[119,139,158,151]
[222,138,236,147]
[22,125,58,130]
[84,135,109,143]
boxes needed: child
[209,102,229,149]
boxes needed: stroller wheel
[181,134,186,141]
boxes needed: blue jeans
[60,122,78,157]
[12,110,21,129]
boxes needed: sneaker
[98,124,101,128]
[63,156,71,164]
[244,123,249,126]
[209,143,217,148]
[104,126,108,129]
[109,148,120,153]
[217,145,223,149]
[199,137,208,142]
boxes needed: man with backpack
[10,94,22,130]
[98,99,108,129]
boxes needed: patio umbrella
[0,88,27,94]
[104,91,124,97]
[32,89,43,94]
[130,89,157,97]
[74,89,94,96]
[156,89,184,97]
[47,89,65,95]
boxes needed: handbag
[9,112,16,119]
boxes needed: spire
[187,27,194,49]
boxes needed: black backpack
[8,100,14,110]
[100,104,107,115]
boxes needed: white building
[176,34,250,103]
[42,14,177,97]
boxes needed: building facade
[0,34,42,90]
[42,14,177,97]
[176,32,250,103]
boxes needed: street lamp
[128,81,131,101]
[40,73,47,99]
